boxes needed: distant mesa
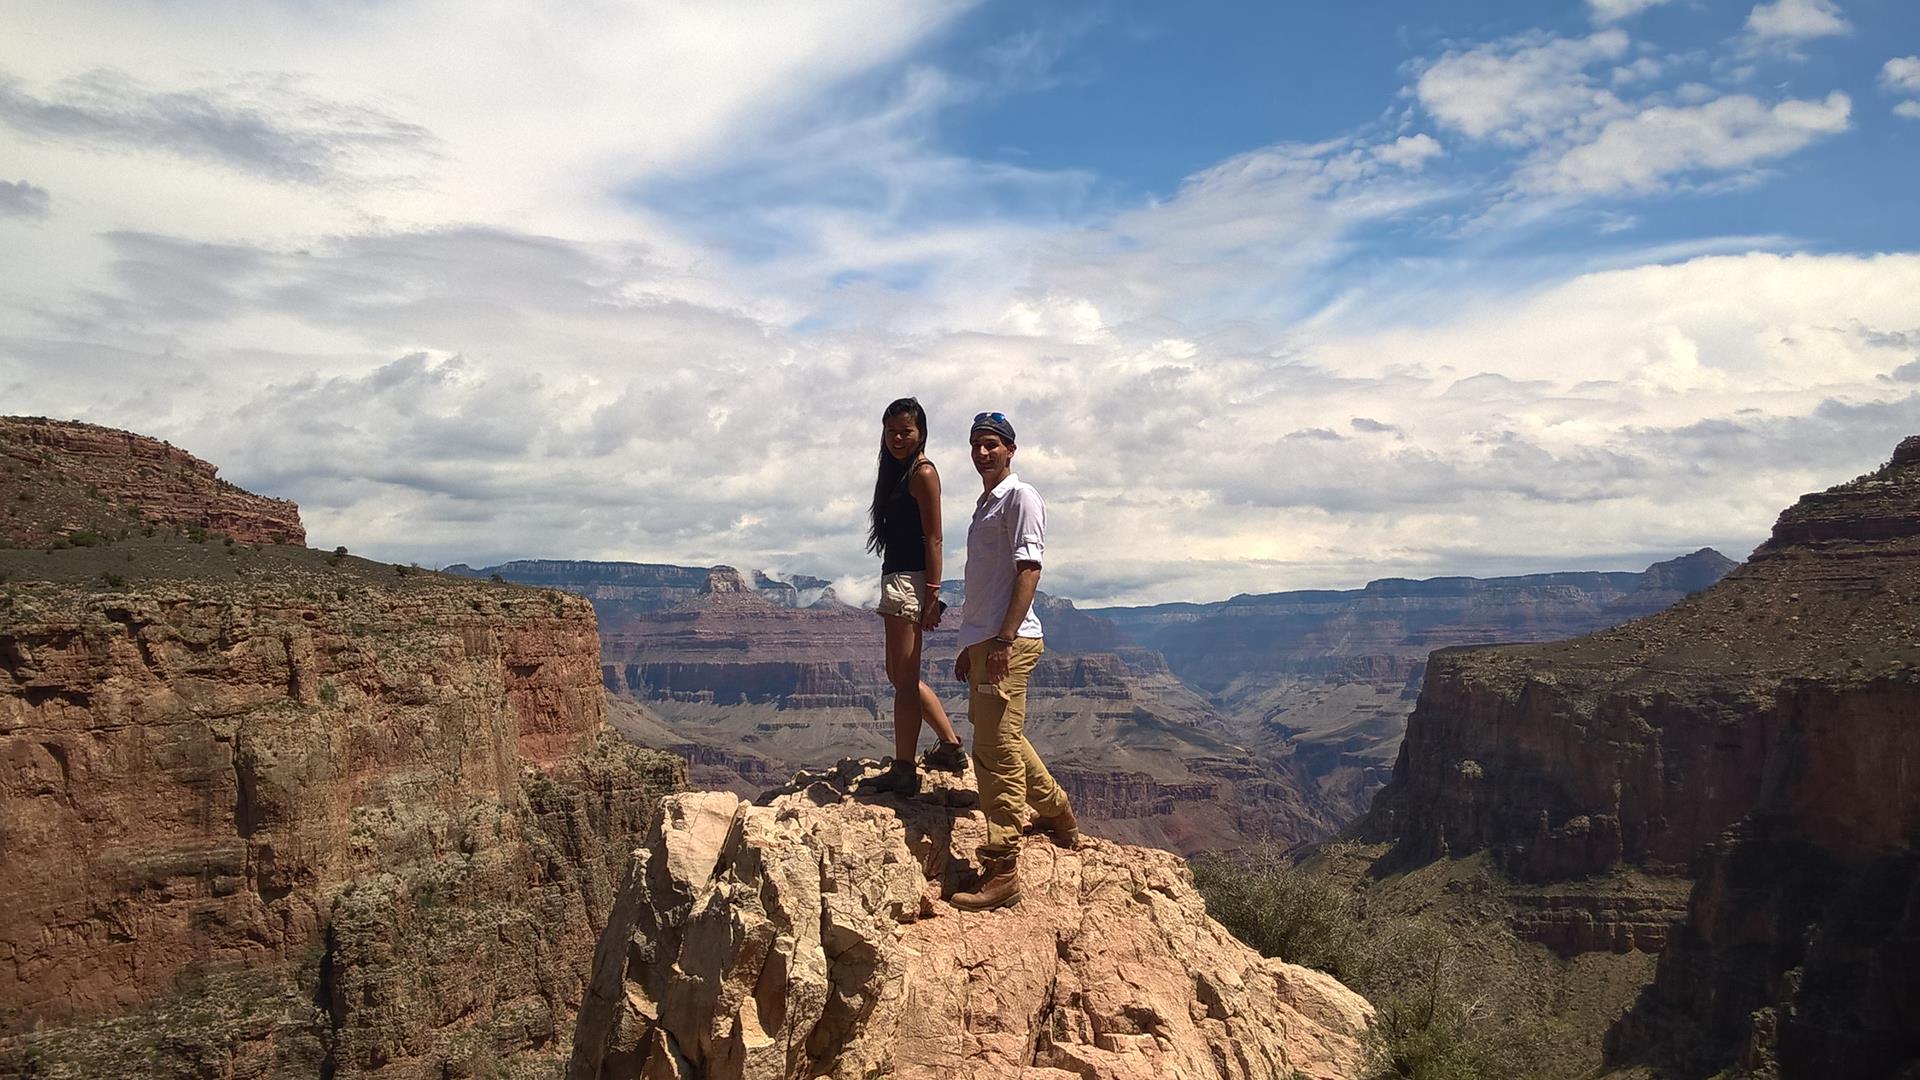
[0,415,304,546]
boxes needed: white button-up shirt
[958,471,1046,649]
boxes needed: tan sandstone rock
[570,764,1373,1080]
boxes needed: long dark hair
[866,397,927,555]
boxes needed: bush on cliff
[1193,846,1557,1080]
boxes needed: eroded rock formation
[0,416,305,546]
[0,546,681,1077]
[1361,437,1920,1077]
[1090,549,1738,821]
[569,762,1372,1080]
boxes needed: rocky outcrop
[0,550,682,1077]
[568,762,1373,1080]
[1361,437,1920,1077]
[0,416,304,546]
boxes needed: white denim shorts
[876,570,926,620]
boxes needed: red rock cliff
[1362,436,1920,1076]
[1,416,305,546]
[0,552,682,1077]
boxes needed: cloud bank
[1,1,1912,605]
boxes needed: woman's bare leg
[918,678,958,745]
[883,614,923,761]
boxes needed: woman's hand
[953,647,971,682]
[919,594,942,630]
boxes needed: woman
[864,397,966,796]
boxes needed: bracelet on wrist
[992,634,1016,645]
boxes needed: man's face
[971,432,1013,476]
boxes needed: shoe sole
[952,893,1021,911]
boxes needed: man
[950,411,1078,912]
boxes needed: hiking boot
[858,759,919,797]
[951,855,1021,911]
[1033,805,1080,849]
[921,739,967,774]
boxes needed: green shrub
[1192,849,1556,1080]
[1191,850,1370,981]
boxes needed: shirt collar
[979,471,1020,505]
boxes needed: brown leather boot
[857,759,919,797]
[1034,805,1079,849]
[951,855,1021,911]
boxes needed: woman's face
[884,412,922,461]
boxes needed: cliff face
[1362,437,1920,1077]
[1088,550,1737,825]
[0,544,682,1077]
[568,764,1373,1080]
[0,417,305,546]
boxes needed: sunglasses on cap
[973,412,1007,424]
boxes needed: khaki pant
[964,637,1069,857]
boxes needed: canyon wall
[1360,437,1920,1077]
[1,534,681,1076]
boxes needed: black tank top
[880,461,933,574]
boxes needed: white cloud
[1588,0,1675,23]
[7,212,1916,604]
[0,178,49,219]
[1373,134,1444,170]
[1521,91,1850,196]
[1612,57,1665,85]
[1896,101,1920,120]
[1416,31,1631,144]
[0,0,973,244]
[1882,57,1920,94]
[1744,0,1851,42]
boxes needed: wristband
[992,634,1016,646]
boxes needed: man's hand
[984,642,1010,684]
[953,647,971,682]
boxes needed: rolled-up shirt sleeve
[1006,486,1046,566]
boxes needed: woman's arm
[910,461,943,626]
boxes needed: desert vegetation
[1193,845,1567,1080]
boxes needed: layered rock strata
[0,552,682,1077]
[569,762,1373,1080]
[1361,437,1920,1076]
[0,416,304,546]
[592,567,1337,855]
[1091,550,1736,821]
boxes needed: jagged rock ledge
[568,761,1373,1080]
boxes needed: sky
[2,0,1918,606]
